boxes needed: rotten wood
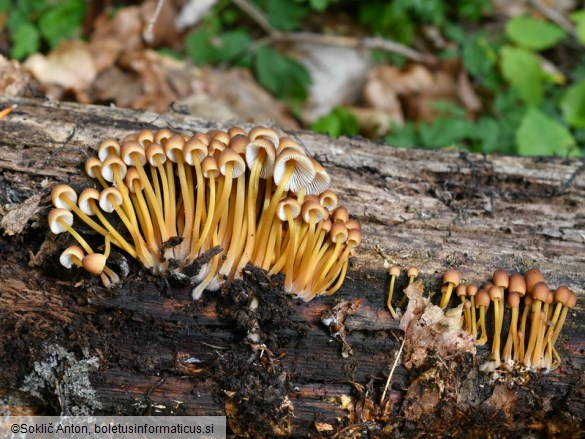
[0,97,583,437]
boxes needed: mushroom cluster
[385,266,577,371]
[48,126,361,300]
[445,268,576,371]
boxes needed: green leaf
[561,79,585,128]
[385,122,418,148]
[10,21,39,59]
[506,15,566,50]
[267,0,309,31]
[185,28,251,65]
[309,0,329,12]
[419,117,474,148]
[516,108,575,156]
[38,0,85,48]
[253,46,311,102]
[500,45,543,106]
[569,10,585,45]
[463,35,495,77]
[473,118,500,154]
[312,107,359,137]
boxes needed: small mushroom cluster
[440,268,577,371]
[48,126,361,300]
[385,266,577,371]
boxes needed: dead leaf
[399,281,475,369]
[0,55,33,97]
[321,298,363,358]
[0,194,41,236]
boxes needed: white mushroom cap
[124,167,143,193]
[249,126,280,147]
[146,142,167,166]
[245,139,276,179]
[48,208,74,234]
[101,155,128,182]
[183,138,207,166]
[305,159,330,195]
[219,149,246,178]
[99,187,124,213]
[121,141,147,167]
[201,156,220,178]
[276,198,301,221]
[319,189,338,212]
[84,157,103,179]
[273,148,316,193]
[78,188,100,215]
[59,245,85,268]
[137,129,155,147]
[51,184,77,209]
[154,128,175,145]
[164,135,186,162]
[98,139,121,161]
[301,200,327,223]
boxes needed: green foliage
[312,107,359,137]
[506,16,566,51]
[561,79,585,128]
[570,10,585,45]
[516,108,575,156]
[500,45,543,106]
[1,0,85,60]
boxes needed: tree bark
[0,97,583,437]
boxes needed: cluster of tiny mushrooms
[387,266,577,372]
[48,126,361,300]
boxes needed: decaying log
[0,97,583,437]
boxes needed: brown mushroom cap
[554,286,572,306]
[276,198,301,221]
[48,208,74,234]
[467,283,478,297]
[567,291,577,308]
[407,266,419,278]
[525,268,545,292]
[531,282,549,302]
[488,285,503,301]
[82,253,107,275]
[389,265,400,277]
[456,284,467,297]
[443,268,461,286]
[51,184,77,209]
[508,273,526,296]
[332,207,349,224]
[493,269,509,289]
[329,222,349,244]
[507,291,520,307]
[59,245,85,269]
[475,289,490,307]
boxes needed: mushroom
[59,245,85,269]
[501,273,526,363]
[488,285,504,365]
[439,268,461,309]
[48,208,94,255]
[51,184,109,237]
[466,283,478,338]
[546,288,577,369]
[386,265,401,319]
[523,281,549,368]
[475,288,490,345]
[456,284,472,333]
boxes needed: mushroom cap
[554,286,572,306]
[443,268,461,286]
[347,228,362,246]
[301,200,327,223]
[228,127,246,138]
[475,289,490,307]
[190,132,210,146]
[201,156,220,178]
[246,139,276,179]
[507,291,520,307]
[546,289,554,304]
[277,137,305,155]
[389,265,400,277]
[48,208,73,234]
[531,282,549,302]
[208,139,226,158]
[82,253,107,275]
[467,283,478,297]
[483,281,494,291]
[84,157,103,179]
[524,294,533,306]
[319,189,338,212]
[207,129,230,145]
[123,132,138,143]
[329,222,349,244]
[320,219,332,233]
[60,245,85,268]
[51,184,77,209]
[456,284,467,297]
[137,129,155,147]
[101,155,128,182]
[228,134,249,155]
[332,206,349,224]
[183,138,207,166]
[98,138,121,161]
[154,128,175,145]
[525,268,545,293]
[567,290,577,308]
[488,285,503,301]
[345,219,361,231]
[121,141,147,167]
[277,198,302,221]
[273,147,316,192]
[492,269,509,289]
[407,266,419,277]
[305,159,331,195]
[164,135,186,162]
[78,188,100,215]
[124,167,143,193]
[145,142,167,166]
[249,126,280,147]
[508,273,526,296]
[219,149,246,178]
[99,187,124,213]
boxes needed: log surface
[0,97,583,437]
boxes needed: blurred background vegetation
[1,0,584,157]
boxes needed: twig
[232,0,436,64]
[380,335,405,405]
[143,0,166,44]
[528,0,577,38]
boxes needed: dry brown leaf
[0,55,33,97]
[23,41,96,101]
[321,298,363,358]
[399,281,475,369]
